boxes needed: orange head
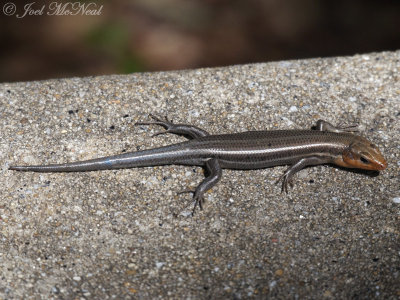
[334,138,387,171]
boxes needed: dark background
[1,0,400,82]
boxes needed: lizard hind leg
[135,114,174,137]
[178,159,222,215]
[135,114,210,139]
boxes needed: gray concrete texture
[1,51,399,299]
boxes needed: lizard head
[334,138,387,171]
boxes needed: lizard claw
[151,131,170,138]
[336,122,359,132]
[275,170,294,194]
[135,114,174,137]
[148,114,174,127]
[177,189,195,195]
[148,114,172,124]
[135,114,172,127]
[177,189,204,215]
[191,192,205,215]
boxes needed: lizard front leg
[315,119,358,133]
[276,156,332,193]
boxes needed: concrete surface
[1,51,399,299]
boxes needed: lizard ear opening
[337,148,357,168]
[333,148,354,168]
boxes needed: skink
[10,115,387,213]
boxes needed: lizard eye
[360,156,369,164]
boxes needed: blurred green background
[1,0,400,82]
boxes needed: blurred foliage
[85,22,145,73]
[1,0,400,82]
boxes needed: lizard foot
[135,114,174,137]
[177,189,204,215]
